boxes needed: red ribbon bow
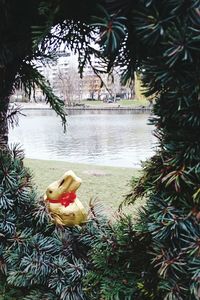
[48,192,76,207]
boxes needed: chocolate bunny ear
[59,170,82,193]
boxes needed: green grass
[24,158,143,217]
[82,98,149,107]
[120,98,149,106]
[82,100,102,106]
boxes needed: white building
[38,51,79,99]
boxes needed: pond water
[9,109,157,168]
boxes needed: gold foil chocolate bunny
[44,170,87,226]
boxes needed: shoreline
[14,102,152,113]
[25,157,138,170]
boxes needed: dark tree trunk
[0,66,18,150]
[0,98,9,149]
[0,1,40,150]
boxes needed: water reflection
[9,109,157,168]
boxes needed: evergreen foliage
[0,0,105,146]
[83,1,200,299]
[0,145,36,298]
[132,1,200,298]
[0,1,200,299]
[84,214,158,300]
[0,145,111,299]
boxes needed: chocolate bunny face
[45,170,82,200]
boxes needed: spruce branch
[14,62,67,130]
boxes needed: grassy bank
[82,98,149,107]
[24,159,142,216]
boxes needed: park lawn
[82,98,149,107]
[24,158,143,217]
[82,100,102,106]
[120,98,149,106]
